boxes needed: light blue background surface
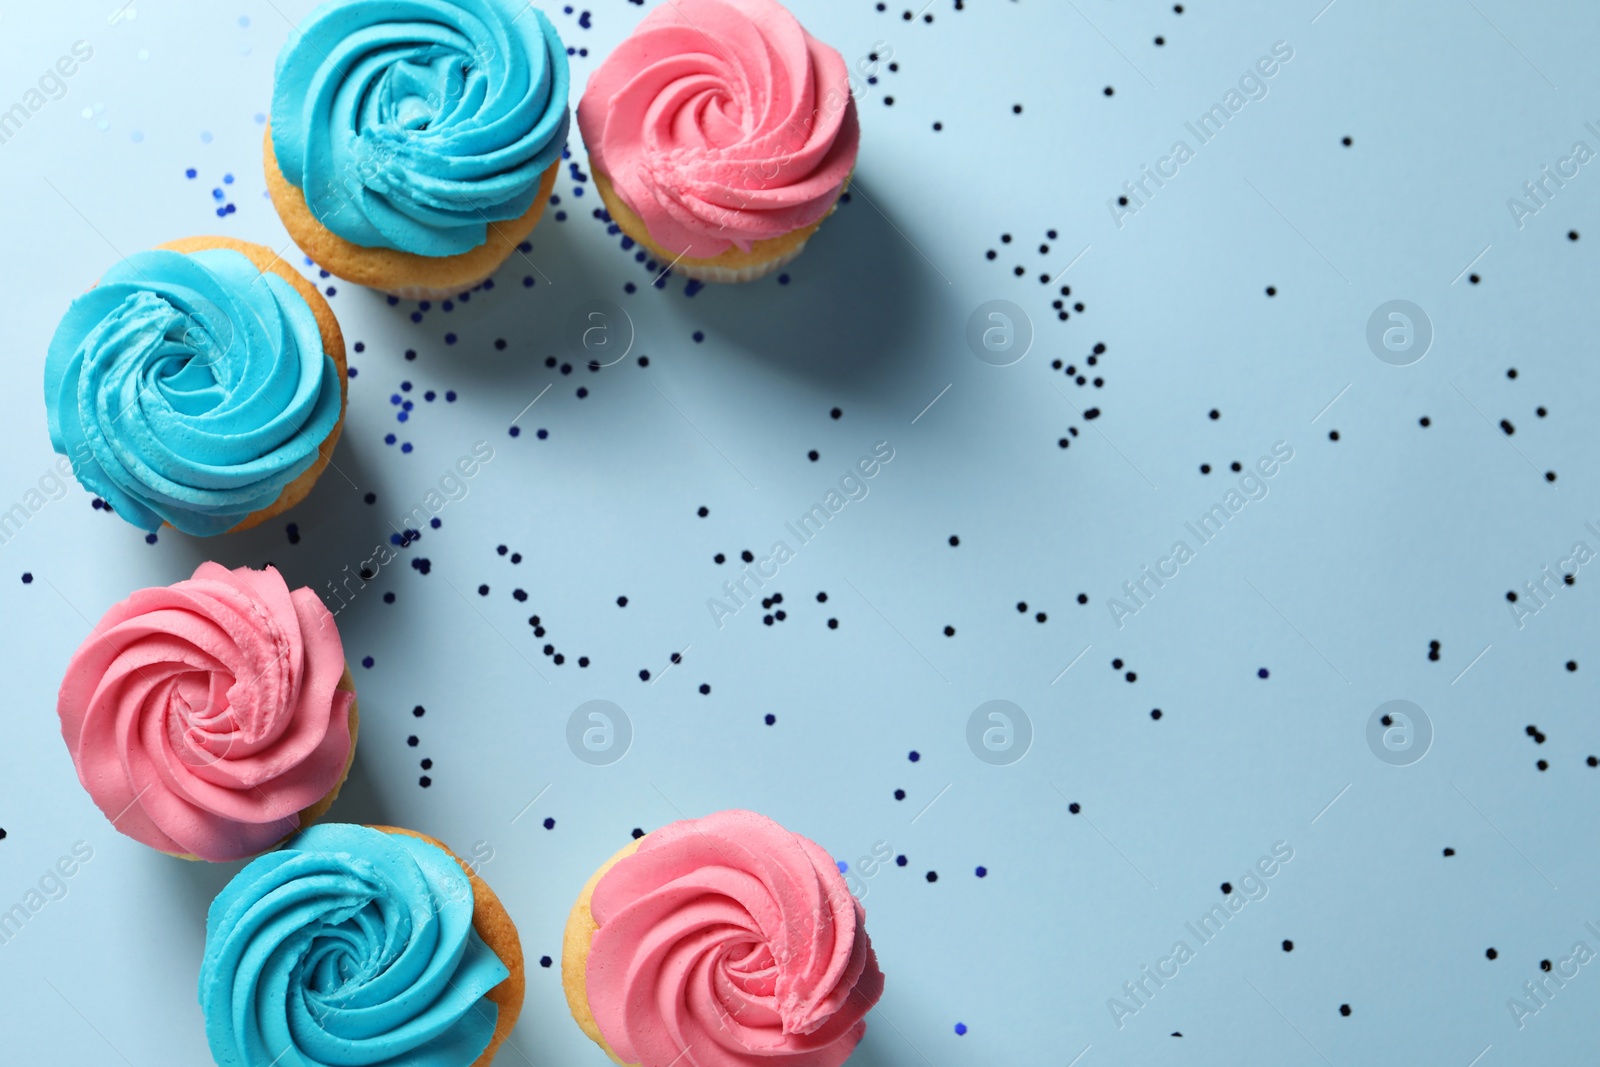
[2,1,1598,1064]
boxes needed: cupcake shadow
[668,177,946,398]
[159,436,388,590]
[349,174,945,408]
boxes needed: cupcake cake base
[263,125,560,300]
[561,837,641,1063]
[591,170,847,284]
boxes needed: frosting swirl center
[587,810,884,1067]
[272,0,571,256]
[577,0,860,258]
[201,824,510,1066]
[57,563,354,861]
[43,248,343,536]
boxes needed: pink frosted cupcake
[577,0,860,283]
[562,810,884,1066]
[57,563,357,862]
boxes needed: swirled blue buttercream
[200,824,511,1067]
[43,249,342,537]
[271,0,571,256]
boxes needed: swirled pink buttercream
[577,0,860,257]
[587,809,884,1067]
[57,562,353,861]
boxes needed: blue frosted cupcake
[265,0,571,299]
[200,823,525,1067]
[43,236,345,536]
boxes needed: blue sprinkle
[536,429,548,439]
[20,573,33,584]
[441,299,454,311]
[509,426,520,437]
[778,273,790,285]
[319,269,330,278]
[212,188,224,200]
[215,207,227,217]
[764,712,775,725]
[896,855,907,867]
[361,656,374,668]
[975,866,987,878]
[391,394,402,405]
[572,185,584,196]
[424,390,436,401]
[685,279,704,297]
[419,301,432,311]
[385,433,397,445]
[445,390,457,402]
[223,173,234,184]
[401,442,413,453]
[579,10,592,29]
[566,45,575,55]
[387,295,400,306]
[550,194,561,205]
[226,203,237,214]
[353,342,365,353]
[390,533,404,546]
[692,330,705,343]
[543,817,556,830]
[576,387,588,398]
[400,381,412,391]
[837,860,848,873]
[383,592,395,603]
[444,332,457,344]
[619,234,633,248]
[555,211,567,221]
[523,276,535,287]
[185,167,197,178]
[429,517,441,528]
[146,533,159,544]
[954,1023,968,1036]
[1258,668,1270,678]
[908,750,920,762]
[411,311,423,323]
[402,400,413,411]
[397,412,409,423]
[347,367,358,378]
[518,241,533,253]
[624,282,636,293]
